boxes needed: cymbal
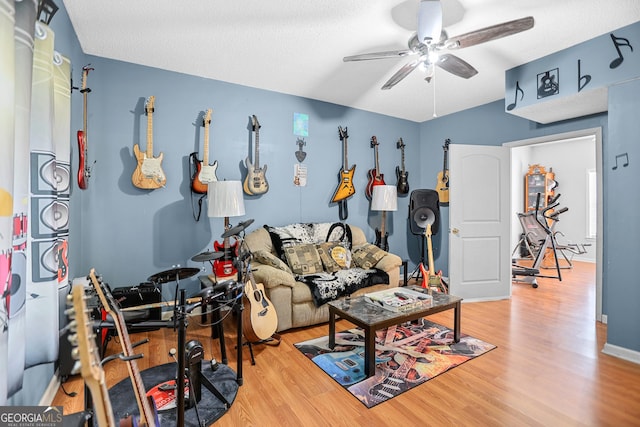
[221,218,255,239]
[191,251,224,262]
[147,267,200,284]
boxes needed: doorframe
[504,127,603,321]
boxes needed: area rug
[294,319,496,407]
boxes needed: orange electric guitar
[365,136,385,200]
[419,224,448,293]
[77,65,93,190]
[331,126,356,203]
[191,108,218,194]
[132,96,166,189]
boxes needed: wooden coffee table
[328,287,462,378]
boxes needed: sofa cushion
[352,243,387,269]
[265,222,352,261]
[284,244,323,275]
[253,250,291,273]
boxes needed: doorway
[505,127,602,321]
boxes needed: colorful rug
[294,319,496,407]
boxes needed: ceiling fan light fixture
[417,0,443,44]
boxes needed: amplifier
[111,283,162,322]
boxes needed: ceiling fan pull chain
[433,71,437,118]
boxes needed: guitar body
[420,224,448,293]
[77,130,89,189]
[243,158,269,195]
[191,160,218,194]
[213,239,238,277]
[132,144,166,189]
[436,170,449,204]
[365,169,385,200]
[374,228,389,252]
[242,279,278,342]
[331,166,356,203]
[396,166,409,194]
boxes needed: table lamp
[371,185,397,251]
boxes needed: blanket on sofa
[296,268,389,307]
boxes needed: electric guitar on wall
[419,224,448,293]
[191,108,218,194]
[243,115,269,195]
[436,139,450,204]
[132,96,166,189]
[213,217,238,278]
[242,266,278,342]
[365,136,385,200]
[89,269,159,427]
[395,138,409,195]
[77,65,93,190]
[67,284,117,427]
[331,126,356,203]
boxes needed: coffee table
[328,287,463,378]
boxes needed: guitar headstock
[370,136,378,147]
[80,64,93,92]
[338,126,348,141]
[204,108,212,126]
[443,138,450,151]
[396,138,405,149]
[251,114,261,131]
[67,284,102,380]
[145,96,155,115]
[89,268,116,315]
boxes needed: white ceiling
[62,0,640,123]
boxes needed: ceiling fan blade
[343,49,415,62]
[436,54,478,79]
[381,59,421,90]
[445,16,534,49]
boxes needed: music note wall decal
[577,59,591,92]
[612,153,629,170]
[506,81,524,111]
[609,33,634,69]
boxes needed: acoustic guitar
[67,284,117,427]
[243,115,269,195]
[330,126,356,203]
[395,138,409,195]
[419,224,448,294]
[365,136,385,200]
[89,269,159,427]
[436,139,450,204]
[191,108,218,194]
[77,65,93,190]
[132,96,166,189]
[213,217,238,278]
[242,267,278,342]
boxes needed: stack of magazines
[364,288,433,312]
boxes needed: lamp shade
[371,185,398,211]
[207,181,245,217]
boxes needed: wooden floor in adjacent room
[53,261,640,426]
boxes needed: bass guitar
[419,224,448,293]
[67,284,117,427]
[132,96,166,189]
[242,266,278,342]
[395,138,409,195]
[436,139,450,204]
[330,126,356,203]
[243,115,269,195]
[365,136,385,200]
[213,217,238,278]
[77,65,93,190]
[89,269,159,427]
[191,108,218,194]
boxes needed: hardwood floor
[53,261,640,426]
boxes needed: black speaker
[409,189,440,235]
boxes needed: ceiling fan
[343,0,534,90]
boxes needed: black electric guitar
[243,115,269,195]
[374,209,389,251]
[395,138,409,195]
[436,139,450,204]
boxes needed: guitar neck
[146,108,153,158]
[203,110,211,164]
[374,145,381,178]
[426,224,436,277]
[401,145,406,173]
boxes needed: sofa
[244,222,402,332]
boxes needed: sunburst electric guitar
[436,139,450,204]
[242,267,278,342]
[396,138,409,195]
[419,224,448,293]
[243,115,269,195]
[89,269,159,427]
[191,108,218,194]
[77,65,93,190]
[331,126,356,203]
[365,136,385,200]
[132,96,166,189]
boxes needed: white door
[448,144,511,300]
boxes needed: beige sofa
[244,223,402,332]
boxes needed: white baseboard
[39,370,61,406]
[602,343,640,365]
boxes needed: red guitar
[77,65,93,190]
[213,217,238,278]
[365,136,385,200]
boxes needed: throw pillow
[316,242,345,272]
[284,244,323,275]
[253,250,292,273]
[330,245,352,269]
[352,243,386,269]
